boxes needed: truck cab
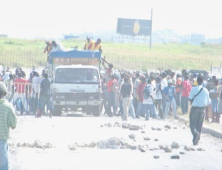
[48,50,102,116]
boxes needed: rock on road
[8,115,222,170]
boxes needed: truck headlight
[89,96,94,100]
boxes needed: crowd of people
[0,63,220,124]
[0,39,219,170]
[101,63,220,124]
[0,67,53,118]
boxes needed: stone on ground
[171,142,180,149]
[164,146,172,153]
[171,155,180,159]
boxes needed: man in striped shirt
[0,82,17,170]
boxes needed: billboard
[117,18,152,36]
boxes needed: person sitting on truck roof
[51,40,65,52]
[91,39,102,52]
[84,36,93,50]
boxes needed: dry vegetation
[0,38,221,71]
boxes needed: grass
[0,38,222,71]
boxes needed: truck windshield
[55,68,100,84]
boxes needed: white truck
[48,50,102,116]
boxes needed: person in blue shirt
[189,76,210,145]
[163,79,177,120]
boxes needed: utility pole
[150,8,153,50]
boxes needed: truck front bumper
[53,93,101,106]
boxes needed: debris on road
[144,137,151,141]
[158,145,164,150]
[122,123,129,129]
[197,148,205,151]
[129,133,136,140]
[171,142,180,149]
[138,146,147,152]
[191,147,196,151]
[151,127,157,130]
[171,155,180,159]
[129,125,140,131]
[154,155,160,159]
[184,146,191,151]
[164,125,171,129]
[68,145,77,151]
[164,146,172,153]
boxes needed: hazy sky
[0,0,221,39]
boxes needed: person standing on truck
[84,36,93,50]
[43,40,52,61]
[0,82,17,170]
[92,39,102,52]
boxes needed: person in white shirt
[155,77,163,119]
[51,41,65,52]
[161,72,168,91]
[133,73,140,111]
[161,72,168,113]
[189,76,210,145]
[128,78,135,118]
[32,72,43,113]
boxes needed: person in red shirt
[107,75,117,117]
[135,76,146,118]
[13,72,28,114]
[181,75,192,114]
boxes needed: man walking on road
[189,76,210,145]
[0,82,17,170]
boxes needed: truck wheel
[53,106,62,116]
[92,105,101,117]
